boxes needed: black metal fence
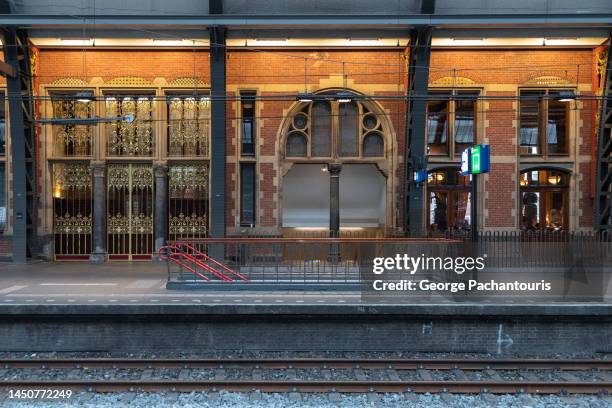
[166,237,456,286]
[165,231,611,291]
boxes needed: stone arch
[274,88,399,232]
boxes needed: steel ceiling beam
[0,14,611,28]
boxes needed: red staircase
[158,243,248,282]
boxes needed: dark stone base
[0,308,610,355]
[89,252,107,263]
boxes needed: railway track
[1,358,611,394]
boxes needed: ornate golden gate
[168,164,209,241]
[107,164,154,260]
[52,163,92,260]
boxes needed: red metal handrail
[177,251,232,282]
[157,247,211,282]
[170,242,248,282]
[159,243,249,282]
[168,237,460,244]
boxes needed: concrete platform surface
[0,261,610,315]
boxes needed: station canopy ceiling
[1,0,610,48]
[5,0,612,16]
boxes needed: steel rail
[0,379,610,394]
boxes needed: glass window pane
[339,102,358,157]
[242,119,254,155]
[286,132,307,157]
[519,90,544,155]
[167,96,210,157]
[429,191,448,231]
[240,164,256,226]
[0,164,5,233]
[168,164,208,240]
[51,92,94,157]
[106,96,154,157]
[454,92,477,154]
[521,191,540,230]
[427,93,450,155]
[363,132,384,157]
[428,168,472,232]
[520,169,568,230]
[241,93,256,156]
[427,168,471,187]
[453,191,471,230]
[52,163,93,256]
[0,91,5,156]
[311,101,331,157]
[547,92,568,155]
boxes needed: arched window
[427,168,471,232]
[520,169,569,231]
[284,93,386,160]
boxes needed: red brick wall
[225,50,406,230]
[0,239,11,256]
[429,49,594,229]
[429,49,592,84]
[37,49,210,83]
[29,47,597,233]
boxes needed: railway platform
[0,261,611,356]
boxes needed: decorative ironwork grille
[168,164,209,240]
[51,97,93,157]
[52,163,92,258]
[107,164,154,259]
[167,97,210,156]
[106,96,154,156]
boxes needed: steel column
[153,163,168,255]
[595,34,612,232]
[328,163,342,238]
[209,26,227,240]
[328,163,342,263]
[404,27,432,237]
[89,163,107,263]
[2,28,36,262]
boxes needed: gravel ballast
[2,391,612,407]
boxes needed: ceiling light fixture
[152,38,185,43]
[59,38,94,46]
[451,37,485,45]
[347,38,381,45]
[554,91,576,102]
[75,92,94,103]
[335,91,353,103]
[254,38,289,45]
[296,92,315,102]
